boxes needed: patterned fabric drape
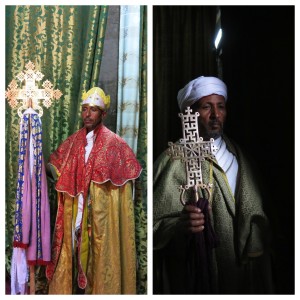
[153,6,217,161]
[116,5,147,294]
[133,6,147,295]
[116,6,141,153]
[115,5,147,294]
[5,5,108,274]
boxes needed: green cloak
[153,136,274,294]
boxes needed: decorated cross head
[167,107,218,205]
[5,61,63,118]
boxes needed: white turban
[177,76,227,112]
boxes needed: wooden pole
[28,118,35,295]
[30,265,35,294]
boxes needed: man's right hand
[177,204,206,233]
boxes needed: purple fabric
[27,164,37,262]
[27,149,51,264]
[40,159,51,262]
[21,140,32,246]
[27,157,51,264]
[14,114,51,264]
[185,197,219,293]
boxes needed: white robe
[214,137,238,196]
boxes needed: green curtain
[134,6,147,295]
[5,5,108,273]
[153,6,217,161]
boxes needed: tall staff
[5,61,62,294]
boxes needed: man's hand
[45,163,53,179]
[177,204,206,233]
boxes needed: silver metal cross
[167,107,218,205]
[5,61,63,118]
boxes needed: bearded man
[153,76,273,294]
[46,87,142,294]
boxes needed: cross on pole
[167,107,218,205]
[5,61,62,118]
[6,61,62,295]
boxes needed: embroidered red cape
[46,124,142,288]
[49,124,142,197]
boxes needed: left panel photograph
[5,5,147,295]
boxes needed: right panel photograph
[153,5,294,295]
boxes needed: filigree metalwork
[5,61,63,118]
[167,107,218,205]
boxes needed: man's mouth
[209,121,221,129]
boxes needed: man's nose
[210,106,219,118]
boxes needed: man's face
[81,104,106,132]
[192,94,227,140]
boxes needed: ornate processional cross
[167,107,218,205]
[5,61,63,295]
[5,61,63,118]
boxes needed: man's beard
[198,121,224,140]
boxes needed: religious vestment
[153,135,273,294]
[46,124,142,294]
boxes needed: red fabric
[49,124,142,198]
[46,193,64,282]
[46,124,142,287]
[12,242,28,249]
[27,259,51,266]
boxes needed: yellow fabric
[79,193,89,277]
[48,193,74,294]
[48,181,136,294]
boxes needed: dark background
[153,5,294,294]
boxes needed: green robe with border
[153,136,273,294]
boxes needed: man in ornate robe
[153,76,273,294]
[46,87,142,294]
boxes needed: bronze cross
[167,107,218,205]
